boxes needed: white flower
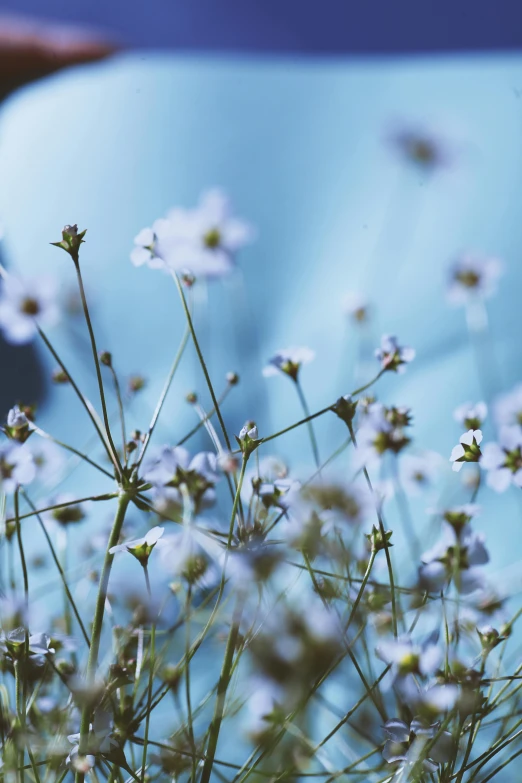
[390,127,449,170]
[450,430,482,472]
[143,446,220,512]
[419,522,488,594]
[342,291,370,323]
[375,335,415,373]
[262,347,315,381]
[7,406,29,430]
[480,426,522,492]
[131,190,254,279]
[383,717,453,772]
[493,384,522,428]
[159,522,220,584]
[400,451,442,496]
[0,276,59,344]
[28,439,65,486]
[453,401,487,430]
[239,422,259,441]
[110,526,165,565]
[447,254,503,306]
[42,493,89,529]
[0,443,35,492]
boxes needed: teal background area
[0,52,522,602]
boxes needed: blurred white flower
[390,126,450,170]
[28,438,65,486]
[131,189,254,279]
[419,522,489,594]
[400,451,442,495]
[447,255,503,306]
[0,442,35,492]
[493,384,522,428]
[375,335,415,374]
[342,291,370,324]
[480,426,522,492]
[262,346,315,381]
[0,276,59,344]
[453,401,487,430]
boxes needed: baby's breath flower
[375,335,415,374]
[342,291,370,324]
[262,347,315,382]
[0,276,59,344]
[450,430,482,471]
[454,401,487,430]
[110,526,165,566]
[447,254,503,306]
[480,426,522,491]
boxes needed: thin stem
[5,493,118,525]
[108,365,127,464]
[73,259,123,478]
[33,426,113,479]
[185,584,197,781]
[295,379,321,470]
[137,322,191,467]
[348,422,398,637]
[75,491,132,783]
[21,490,90,647]
[200,596,245,783]
[141,566,155,783]
[170,270,232,451]
[176,384,233,448]
[261,403,334,447]
[36,324,118,473]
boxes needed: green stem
[75,491,132,783]
[137,322,191,467]
[295,379,321,470]
[108,365,128,464]
[347,422,398,638]
[73,259,123,478]
[200,596,245,783]
[170,270,232,451]
[141,566,155,783]
[21,490,90,647]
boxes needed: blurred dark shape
[0,0,521,53]
[0,14,115,411]
[0,13,115,98]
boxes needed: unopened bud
[99,351,112,367]
[226,372,239,386]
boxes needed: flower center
[409,139,436,164]
[21,297,40,316]
[455,270,480,289]
[505,447,522,473]
[203,228,221,249]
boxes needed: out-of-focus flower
[43,493,89,528]
[0,628,54,660]
[390,127,450,170]
[143,446,220,512]
[0,276,59,343]
[419,522,489,594]
[131,189,254,278]
[28,438,65,486]
[159,522,220,585]
[342,291,370,324]
[382,717,453,773]
[447,255,503,306]
[454,401,487,431]
[262,347,315,381]
[377,635,442,685]
[0,442,35,492]
[355,403,411,467]
[400,451,442,496]
[480,426,522,492]
[450,430,482,472]
[493,384,522,428]
[375,335,415,374]
[110,526,164,566]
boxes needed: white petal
[486,468,512,493]
[460,430,475,446]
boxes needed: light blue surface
[1,51,522,590]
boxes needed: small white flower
[239,422,259,441]
[131,190,254,279]
[420,522,488,594]
[7,406,29,431]
[375,335,415,374]
[0,443,35,493]
[480,426,522,492]
[262,346,315,381]
[110,526,165,565]
[342,291,370,323]
[450,430,483,472]
[493,384,522,428]
[390,126,450,170]
[447,254,503,306]
[0,276,59,344]
[453,401,487,430]
[400,451,442,496]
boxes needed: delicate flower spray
[0,200,520,783]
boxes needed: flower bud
[186,391,198,404]
[52,368,70,384]
[226,371,239,386]
[129,375,146,393]
[99,351,112,367]
[51,224,87,262]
